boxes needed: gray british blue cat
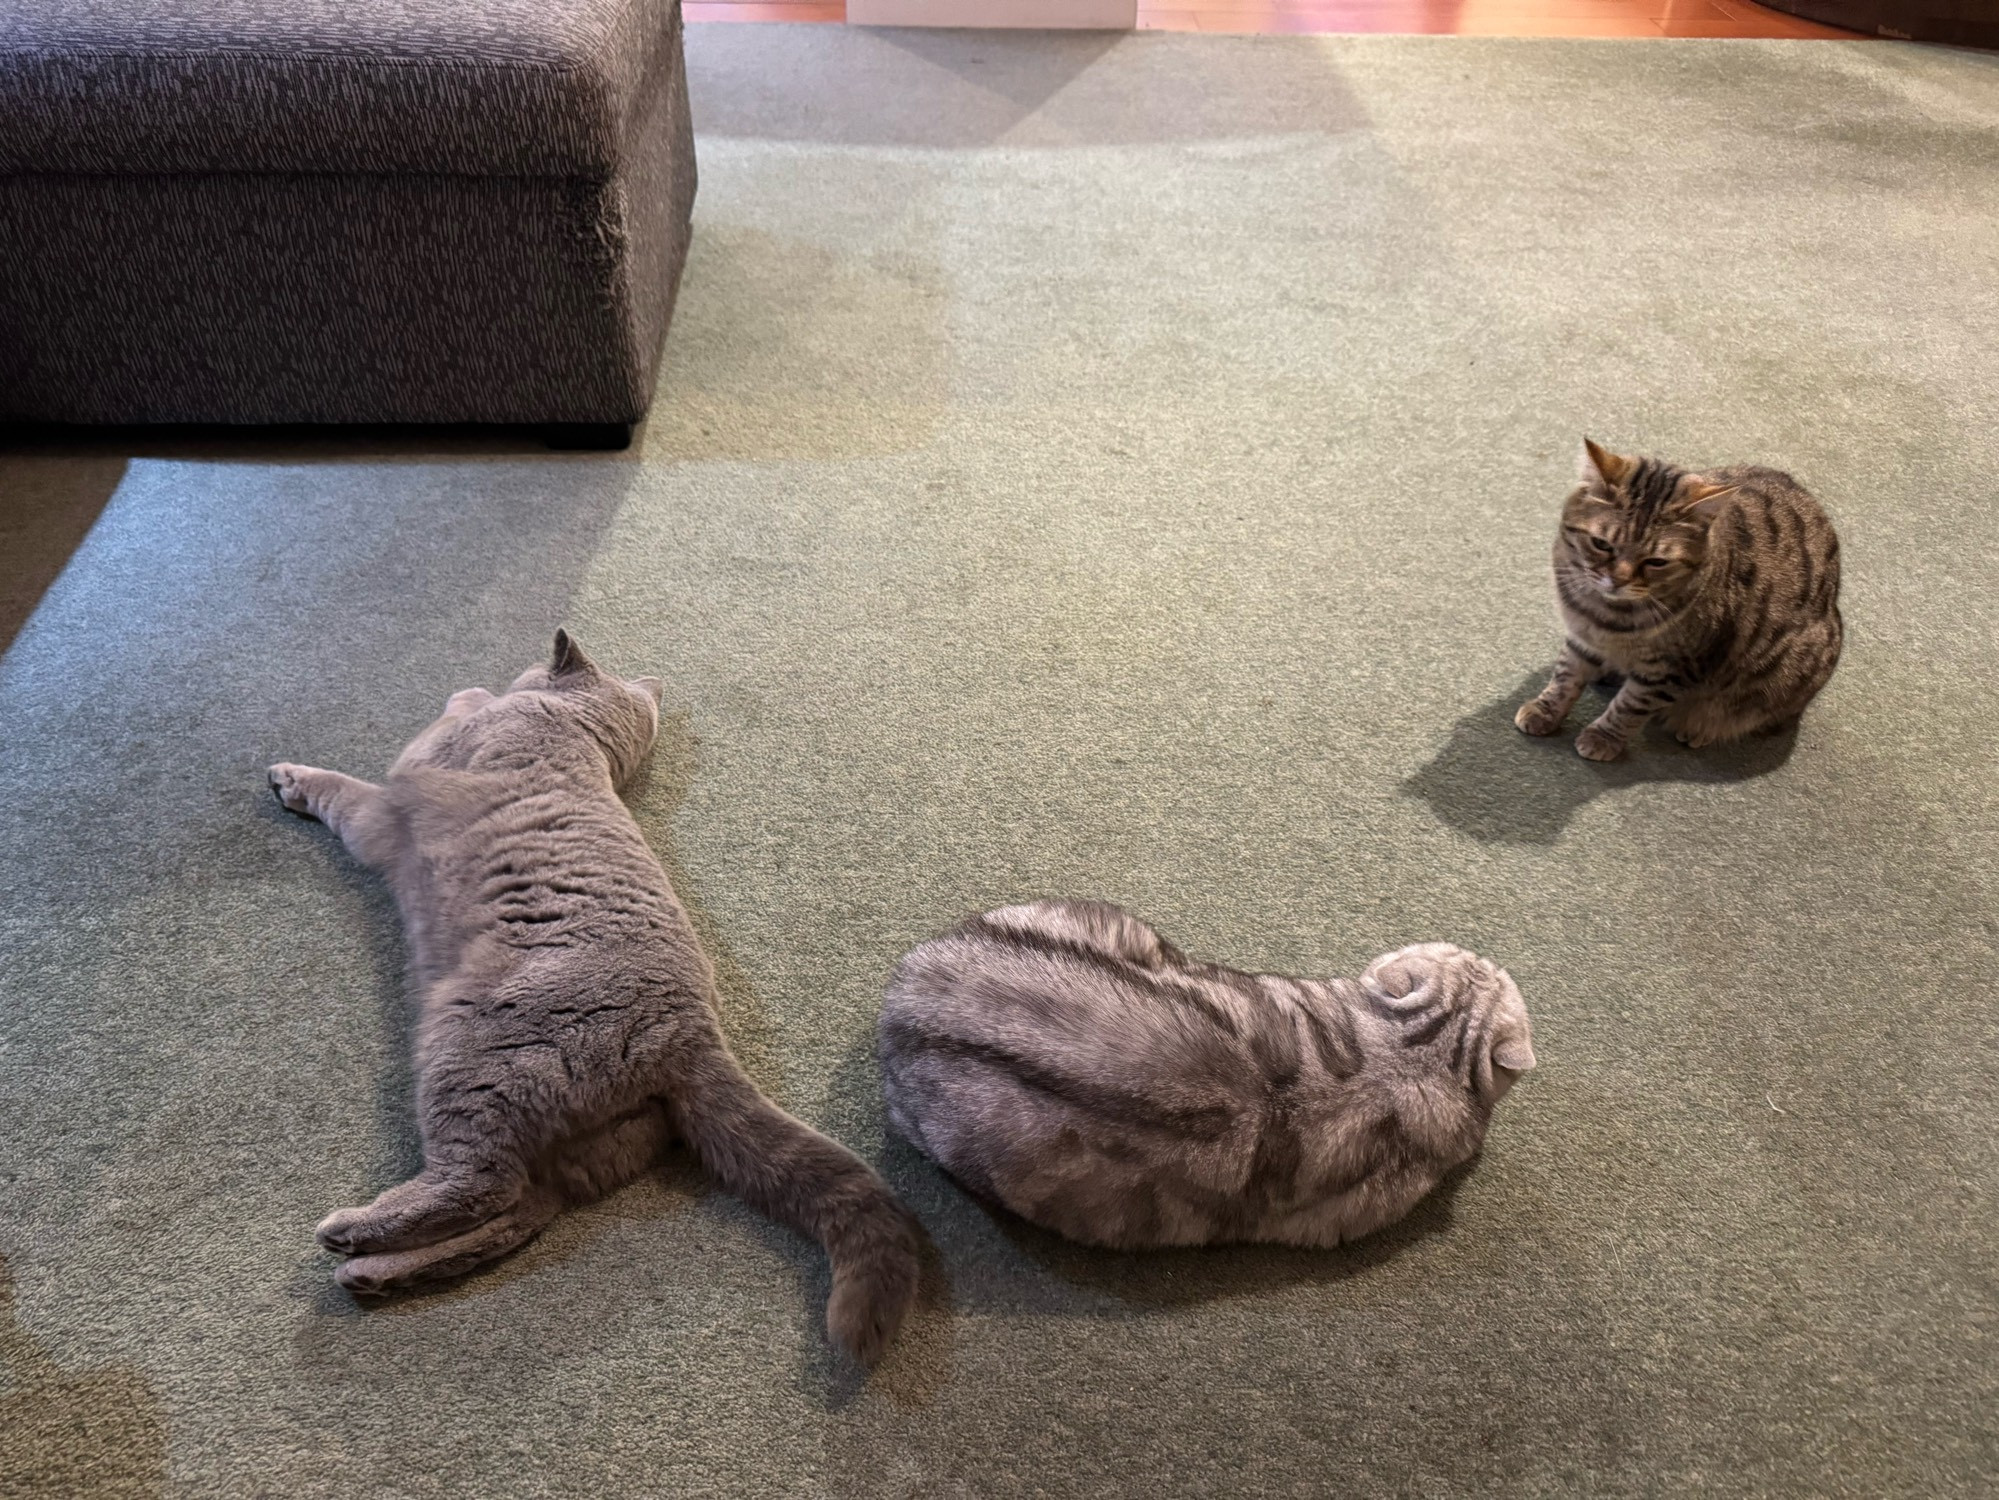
[270,632,917,1363]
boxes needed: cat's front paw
[1514,697,1569,737]
[268,764,313,816]
[1574,724,1627,762]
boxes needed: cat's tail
[665,1051,920,1366]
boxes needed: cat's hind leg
[316,1117,540,1258]
[315,1169,509,1257]
[317,997,580,1256]
[328,1112,665,1290]
[334,1185,563,1295]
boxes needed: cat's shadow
[1401,673,1798,846]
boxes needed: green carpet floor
[3,27,1995,1499]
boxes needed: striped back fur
[1517,438,1843,760]
[879,900,1535,1251]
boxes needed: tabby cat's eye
[1587,536,1613,556]
[1643,557,1670,571]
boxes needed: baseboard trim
[847,0,1136,28]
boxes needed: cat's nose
[1610,560,1637,586]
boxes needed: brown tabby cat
[1516,438,1843,760]
[269,632,917,1363]
[880,900,1534,1250]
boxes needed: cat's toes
[1574,725,1627,762]
[268,764,313,815]
[315,1206,374,1255]
[1514,699,1567,737]
[334,1257,397,1298]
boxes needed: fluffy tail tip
[825,1212,921,1367]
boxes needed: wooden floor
[681,0,1865,38]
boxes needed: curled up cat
[269,632,918,1363]
[879,900,1534,1250]
[1517,438,1843,761]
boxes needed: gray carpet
[3,27,1996,1499]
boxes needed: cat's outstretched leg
[333,1185,563,1295]
[316,1122,535,1257]
[323,1109,662,1279]
[268,763,385,858]
[1515,640,1602,737]
[317,1012,575,1255]
[315,1168,506,1257]
[1574,675,1679,761]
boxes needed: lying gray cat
[270,632,917,1363]
[880,900,1534,1250]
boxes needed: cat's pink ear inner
[1493,1037,1537,1073]
[1580,437,1633,489]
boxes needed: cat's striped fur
[1517,439,1843,761]
[880,900,1534,1250]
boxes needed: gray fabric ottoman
[0,0,697,436]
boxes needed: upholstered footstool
[0,0,697,441]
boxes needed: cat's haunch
[880,900,1534,1251]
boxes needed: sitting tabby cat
[879,900,1534,1250]
[1517,438,1843,760]
[270,632,917,1363]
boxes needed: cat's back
[880,902,1375,1247]
[882,902,1266,1102]
[380,706,681,950]
[1707,465,1841,596]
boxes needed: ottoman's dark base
[1760,1,1997,43]
[0,15,696,426]
[543,423,635,452]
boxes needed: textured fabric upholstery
[0,0,696,426]
[0,0,683,175]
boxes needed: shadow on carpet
[1403,674,1798,845]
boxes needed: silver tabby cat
[1517,438,1843,760]
[879,900,1534,1250]
[270,632,917,1363]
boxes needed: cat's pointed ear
[550,628,597,677]
[1493,1036,1537,1074]
[1580,437,1634,490]
[1674,479,1739,520]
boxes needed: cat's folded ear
[550,628,598,677]
[1580,437,1634,489]
[1492,1036,1537,1074]
[1672,479,1739,520]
